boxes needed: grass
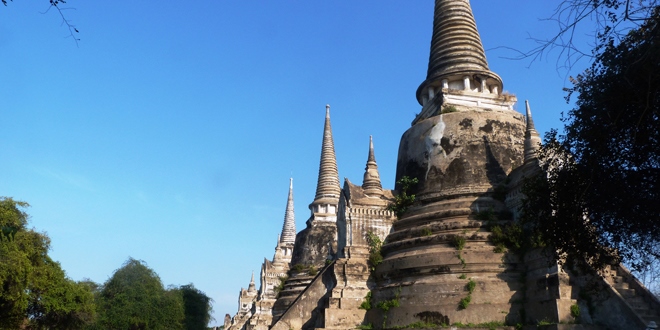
[452,236,466,250]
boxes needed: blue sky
[1,1,594,325]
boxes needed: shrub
[570,304,580,318]
[458,295,471,309]
[452,236,466,250]
[466,279,476,294]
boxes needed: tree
[519,0,658,70]
[521,7,660,271]
[0,197,96,329]
[94,258,185,330]
[1,0,80,45]
[178,284,214,330]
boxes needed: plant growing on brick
[387,176,419,219]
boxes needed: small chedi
[227,1,660,329]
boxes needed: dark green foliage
[376,297,400,312]
[95,258,185,329]
[289,264,318,276]
[457,253,466,268]
[452,236,466,250]
[570,304,580,319]
[359,291,372,310]
[275,276,287,294]
[458,274,467,279]
[521,7,660,271]
[466,279,476,294]
[441,105,458,114]
[366,232,383,272]
[458,295,471,309]
[179,284,214,330]
[488,223,528,254]
[388,176,419,219]
[420,228,432,237]
[0,197,96,329]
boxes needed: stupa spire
[416,0,503,106]
[524,100,542,163]
[280,178,296,245]
[362,136,383,196]
[248,271,256,293]
[311,105,341,208]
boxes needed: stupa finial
[280,178,296,244]
[524,100,542,163]
[362,136,383,196]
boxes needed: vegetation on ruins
[441,105,458,114]
[387,176,419,219]
[359,291,372,310]
[275,276,288,295]
[570,303,580,319]
[366,231,384,272]
[376,287,402,328]
[452,235,466,251]
[458,278,477,310]
[289,264,318,277]
[519,3,660,272]
[0,197,96,329]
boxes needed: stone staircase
[271,273,316,323]
[603,264,660,325]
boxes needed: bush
[452,236,466,250]
[458,295,471,309]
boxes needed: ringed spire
[362,136,383,196]
[280,178,296,245]
[416,0,503,106]
[524,100,542,163]
[311,104,341,209]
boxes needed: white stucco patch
[424,115,446,180]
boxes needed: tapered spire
[362,136,383,196]
[311,105,341,208]
[524,100,542,163]
[280,178,296,245]
[416,0,503,105]
[248,271,256,293]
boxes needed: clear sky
[1,1,594,325]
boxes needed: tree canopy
[0,197,96,329]
[521,7,660,271]
[94,258,185,330]
[90,258,214,330]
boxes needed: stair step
[614,282,630,290]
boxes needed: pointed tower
[378,0,527,327]
[273,178,296,265]
[362,136,383,196]
[280,178,296,244]
[524,100,542,163]
[289,105,341,266]
[248,271,256,293]
[413,0,515,124]
[309,104,341,219]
